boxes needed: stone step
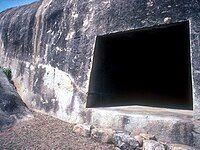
[86,106,194,146]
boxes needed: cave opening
[87,21,192,110]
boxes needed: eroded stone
[143,140,165,150]
[73,123,93,137]
[134,135,143,147]
[0,69,32,130]
[91,127,115,143]
[168,144,195,150]
[112,132,139,150]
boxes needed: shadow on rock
[0,69,32,131]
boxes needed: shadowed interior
[87,21,192,110]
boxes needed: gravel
[0,112,115,150]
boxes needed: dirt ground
[0,112,115,150]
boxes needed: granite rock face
[0,0,199,133]
[0,69,32,130]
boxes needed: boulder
[112,131,140,150]
[134,135,143,147]
[143,140,165,150]
[91,127,115,143]
[0,69,32,130]
[73,123,93,137]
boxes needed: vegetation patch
[0,67,12,81]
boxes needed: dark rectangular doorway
[87,21,192,110]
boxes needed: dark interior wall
[87,21,192,109]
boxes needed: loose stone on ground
[143,140,165,150]
[91,127,115,143]
[112,131,140,150]
[73,123,93,137]
[73,123,197,150]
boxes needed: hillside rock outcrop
[0,0,199,146]
[0,69,32,130]
[0,0,199,123]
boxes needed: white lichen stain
[40,64,83,123]
[102,1,110,4]
[34,78,38,86]
[83,19,89,28]
[164,17,171,23]
[147,0,154,7]
[51,31,55,35]
[47,30,52,33]
[65,31,75,40]
[65,4,79,41]
[34,0,53,64]
[56,47,62,52]
[0,33,5,63]
[82,6,95,36]
[25,62,29,68]
[69,95,85,123]
[41,97,48,104]
[72,11,78,19]
[30,65,34,71]
[43,44,49,62]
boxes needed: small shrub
[0,67,12,80]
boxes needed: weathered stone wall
[0,0,199,123]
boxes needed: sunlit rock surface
[0,1,199,145]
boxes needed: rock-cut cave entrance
[87,21,193,110]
